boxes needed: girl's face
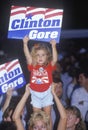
[66,111,79,129]
[35,50,47,65]
[33,120,47,130]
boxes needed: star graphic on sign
[26,14,33,19]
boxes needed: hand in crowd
[6,87,13,98]
[25,83,30,96]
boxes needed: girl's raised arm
[23,35,32,65]
[50,39,58,66]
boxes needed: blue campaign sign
[8,6,63,43]
[0,59,26,94]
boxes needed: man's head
[78,68,88,89]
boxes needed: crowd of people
[0,36,88,130]
[0,82,86,130]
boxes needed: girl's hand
[50,39,56,47]
[23,35,29,45]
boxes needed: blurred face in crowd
[54,82,63,97]
[32,120,47,130]
[28,110,50,130]
[78,73,88,90]
[66,110,79,129]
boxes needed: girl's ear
[75,118,80,125]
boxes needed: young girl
[23,35,58,128]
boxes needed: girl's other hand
[50,39,56,47]
[23,35,29,44]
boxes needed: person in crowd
[51,69,86,130]
[51,71,66,130]
[51,82,67,130]
[71,67,88,129]
[53,85,86,130]
[2,95,21,121]
[52,85,86,130]
[58,56,73,106]
[66,67,81,106]
[0,121,17,130]
[0,88,13,122]
[23,35,58,128]
[12,84,30,130]
[28,110,51,130]
[2,95,27,128]
[13,83,67,130]
[2,105,15,122]
[66,106,86,130]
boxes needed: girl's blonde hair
[31,43,52,66]
[66,106,86,130]
[28,110,50,130]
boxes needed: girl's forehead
[36,49,46,53]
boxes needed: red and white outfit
[28,63,56,108]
